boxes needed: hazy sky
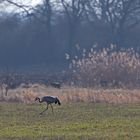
[20,0,42,6]
[0,0,42,13]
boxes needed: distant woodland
[0,0,140,71]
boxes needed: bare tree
[60,0,86,56]
[0,68,18,96]
[85,0,140,46]
[1,0,53,47]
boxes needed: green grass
[0,102,140,140]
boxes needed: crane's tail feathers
[55,98,61,105]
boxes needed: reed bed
[0,85,140,104]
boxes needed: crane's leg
[50,104,54,114]
[40,104,48,115]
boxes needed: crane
[35,96,61,115]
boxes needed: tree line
[0,0,140,69]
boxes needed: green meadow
[0,103,140,140]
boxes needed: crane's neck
[38,98,44,103]
[37,98,42,103]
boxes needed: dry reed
[0,85,140,104]
[66,45,140,88]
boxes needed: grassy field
[0,102,140,140]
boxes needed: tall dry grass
[0,85,140,104]
[66,45,140,88]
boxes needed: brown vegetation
[0,85,140,104]
[68,46,140,88]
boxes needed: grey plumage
[35,96,61,114]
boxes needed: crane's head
[35,97,40,102]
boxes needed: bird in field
[50,82,61,89]
[35,96,61,115]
